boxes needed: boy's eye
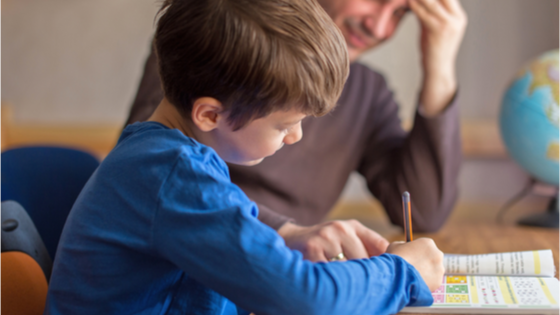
[279,125,293,133]
[279,119,303,133]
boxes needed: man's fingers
[319,221,367,261]
[307,251,329,263]
[354,223,390,257]
[282,220,388,263]
[301,240,330,262]
[339,233,369,260]
[440,0,464,15]
[409,0,438,28]
[410,0,452,30]
[415,0,450,19]
[321,241,347,262]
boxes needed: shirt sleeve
[357,73,461,233]
[152,154,433,315]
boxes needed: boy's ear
[191,97,224,132]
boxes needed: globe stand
[517,197,559,228]
[496,178,558,229]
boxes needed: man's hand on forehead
[407,0,466,115]
[407,0,467,75]
[409,0,465,30]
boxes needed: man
[125,0,467,262]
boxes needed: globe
[500,49,559,186]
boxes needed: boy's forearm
[159,203,433,315]
[265,254,434,315]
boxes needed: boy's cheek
[238,135,284,163]
[253,137,282,155]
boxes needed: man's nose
[363,9,393,40]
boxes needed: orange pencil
[402,191,413,242]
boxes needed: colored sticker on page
[447,275,467,284]
[447,284,469,294]
[433,284,445,294]
[446,294,470,304]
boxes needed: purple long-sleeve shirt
[126,47,461,232]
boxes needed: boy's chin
[225,156,266,166]
[240,158,265,166]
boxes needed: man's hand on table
[277,220,390,262]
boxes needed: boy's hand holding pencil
[385,191,445,292]
[386,238,445,292]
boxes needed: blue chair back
[1,146,100,259]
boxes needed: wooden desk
[329,200,559,315]
[330,200,558,269]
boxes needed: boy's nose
[283,123,303,145]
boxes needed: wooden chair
[2,201,52,314]
[2,200,52,280]
[1,251,49,315]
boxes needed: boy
[45,0,444,314]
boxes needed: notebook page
[443,250,556,277]
[401,275,559,314]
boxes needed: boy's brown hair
[155,0,348,130]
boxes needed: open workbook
[401,250,559,314]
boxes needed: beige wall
[2,0,159,124]
[2,0,559,203]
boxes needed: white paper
[443,250,556,277]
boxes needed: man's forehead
[389,0,410,8]
[376,0,410,9]
[320,0,410,13]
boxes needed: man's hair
[155,0,348,130]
